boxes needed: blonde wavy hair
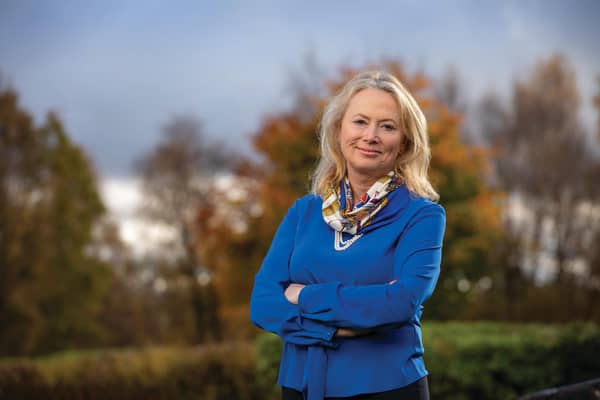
[310,70,439,201]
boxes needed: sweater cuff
[298,282,340,315]
[301,317,337,343]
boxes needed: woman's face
[338,88,403,182]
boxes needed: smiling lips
[356,146,382,156]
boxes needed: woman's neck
[347,171,377,205]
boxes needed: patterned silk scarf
[322,171,400,235]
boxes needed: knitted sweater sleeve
[297,203,446,330]
[249,200,338,347]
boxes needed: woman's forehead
[345,88,400,120]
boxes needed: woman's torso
[278,188,431,397]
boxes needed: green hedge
[256,321,600,400]
[0,343,263,400]
[1,323,598,400]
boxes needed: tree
[0,84,111,355]
[595,75,600,142]
[475,55,600,321]
[434,65,468,115]
[134,115,230,343]
[197,60,502,331]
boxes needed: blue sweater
[249,184,446,400]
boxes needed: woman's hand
[334,328,375,338]
[285,279,397,332]
[284,283,306,304]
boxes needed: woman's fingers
[284,283,306,304]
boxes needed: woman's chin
[347,164,390,179]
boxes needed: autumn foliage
[196,61,502,337]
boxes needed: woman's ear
[334,121,342,143]
[402,135,411,151]
[397,135,406,154]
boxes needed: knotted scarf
[322,171,399,235]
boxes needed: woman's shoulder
[404,190,446,218]
[293,193,323,207]
[290,193,323,215]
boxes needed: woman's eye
[382,124,396,131]
[353,119,367,125]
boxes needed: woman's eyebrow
[351,113,398,124]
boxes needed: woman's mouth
[356,147,381,156]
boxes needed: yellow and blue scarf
[322,171,399,235]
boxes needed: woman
[249,70,446,400]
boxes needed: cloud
[1,1,598,178]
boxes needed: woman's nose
[363,124,379,141]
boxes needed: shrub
[0,343,262,400]
[255,321,600,400]
[1,322,597,400]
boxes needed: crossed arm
[284,282,396,337]
[249,199,445,345]
[285,283,359,337]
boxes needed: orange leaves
[199,59,504,326]
[253,112,319,172]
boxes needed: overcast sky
[1,0,599,178]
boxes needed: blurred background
[1,1,599,399]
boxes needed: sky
[1,0,599,178]
[1,1,599,255]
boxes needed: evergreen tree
[0,85,111,355]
